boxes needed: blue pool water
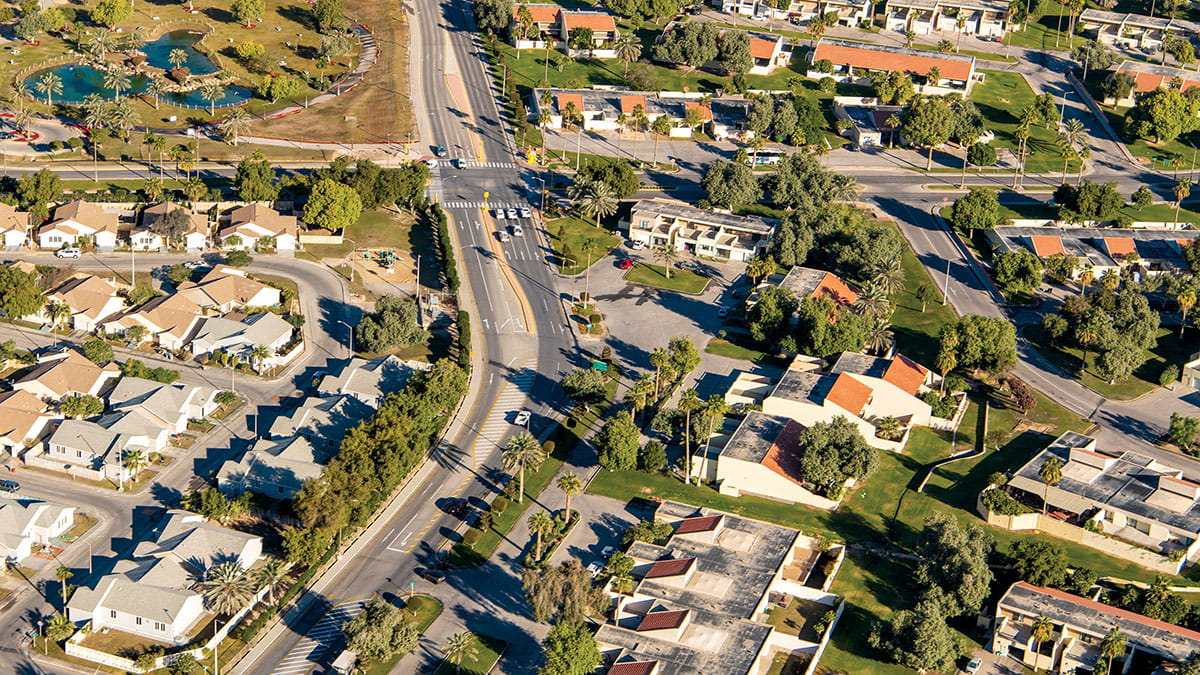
[22,30,251,109]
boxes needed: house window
[76,450,82,458]
[110,610,117,619]
[135,617,142,626]
[154,622,166,632]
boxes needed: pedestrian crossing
[441,201,531,210]
[454,160,520,169]
[269,599,365,675]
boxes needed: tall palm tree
[46,613,74,642]
[200,81,224,117]
[1038,457,1063,515]
[1178,289,1196,338]
[253,557,292,604]
[625,374,655,424]
[102,68,130,101]
[650,347,671,397]
[884,114,901,149]
[865,316,894,355]
[220,107,251,146]
[528,510,554,561]
[1098,627,1126,675]
[151,133,168,178]
[556,472,582,517]
[250,345,271,372]
[1077,267,1093,296]
[653,245,678,280]
[679,388,702,485]
[145,78,167,110]
[1099,269,1120,292]
[696,394,727,479]
[444,632,474,674]
[650,114,673,166]
[47,301,71,329]
[869,256,905,297]
[747,255,774,285]
[1030,615,1054,666]
[538,108,552,162]
[36,72,62,107]
[854,280,891,318]
[580,238,600,302]
[168,48,189,70]
[199,561,253,615]
[1075,146,1091,184]
[55,565,73,610]
[615,31,641,77]
[122,449,147,477]
[579,182,617,230]
[82,93,108,131]
[502,432,545,504]
[1174,179,1192,228]
[108,99,139,140]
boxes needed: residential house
[561,11,619,54]
[597,500,845,675]
[748,34,789,75]
[1078,9,1200,50]
[140,202,209,251]
[69,510,262,645]
[529,88,753,141]
[317,356,431,409]
[176,266,281,313]
[884,0,1012,36]
[43,418,153,482]
[832,97,907,149]
[217,435,335,499]
[189,312,294,365]
[511,4,619,53]
[1107,60,1200,105]
[626,198,775,262]
[1004,432,1200,566]
[106,378,218,435]
[986,226,1200,277]
[268,395,373,449]
[219,204,299,252]
[776,265,859,306]
[12,350,120,402]
[991,582,1200,672]
[0,202,30,250]
[101,293,203,351]
[821,0,873,27]
[717,0,761,16]
[42,275,126,333]
[0,496,75,566]
[0,390,57,455]
[809,38,978,95]
[37,200,122,251]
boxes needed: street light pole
[942,259,951,306]
[336,319,353,355]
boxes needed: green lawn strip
[704,337,788,366]
[973,70,1080,176]
[546,216,622,275]
[1000,0,1074,51]
[433,633,506,675]
[1022,325,1191,401]
[361,596,444,675]
[880,220,959,367]
[624,263,709,294]
[1099,107,1200,167]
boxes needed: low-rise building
[42,275,126,333]
[986,226,1200,277]
[12,350,120,403]
[991,582,1200,672]
[69,510,262,645]
[101,293,203,352]
[884,0,1012,36]
[37,200,122,251]
[1107,60,1200,105]
[511,4,620,54]
[140,202,209,251]
[1079,9,1200,50]
[219,204,299,252]
[1185,352,1200,389]
[106,378,218,435]
[43,418,154,482]
[175,266,281,313]
[0,496,75,566]
[810,38,978,95]
[529,88,753,141]
[217,435,334,499]
[627,198,774,262]
[0,390,57,455]
[0,202,31,250]
[316,356,430,409]
[597,500,845,675]
[270,394,374,447]
[189,312,294,364]
[1006,432,1200,566]
[832,97,906,149]
[776,265,860,306]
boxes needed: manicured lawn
[704,337,787,366]
[941,199,1200,226]
[972,70,1080,175]
[1001,0,1073,50]
[546,216,621,276]
[433,633,506,675]
[1101,108,1200,170]
[1023,326,1195,401]
[624,263,709,294]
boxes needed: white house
[140,202,209,251]
[0,390,57,455]
[217,435,334,499]
[43,418,156,482]
[100,293,203,352]
[0,496,75,566]
[176,266,282,313]
[626,198,775,262]
[219,204,299,252]
[0,202,31,250]
[316,356,431,409]
[42,275,127,333]
[189,312,294,363]
[12,350,121,402]
[107,378,218,435]
[884,0,1012,36]
[37,200,122,251]
[68,510,262,645]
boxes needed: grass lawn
[1001,0,1074,50]
[546,216,621,275]
[766,596,831,642]
[972,70,1080,175]
[1022,325,1195,401]
[1100,108,1200,169]
[362,595,444,675]
[704,337,788,366]
[624,263,709,294]
[432,633,506,675]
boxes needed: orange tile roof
[609,662,657,675]
[684,101,713,121]
[750,37,778,60]
[620,95,646,114]
[556,92,584,114]
[644,558,695,579]
[513,4,561,24]
[762,419,806,485]
[1120,67,1200,94]
[826,373,872,415]
[882,355,929,396]
[1029,235,1066,257]
[1103,237,1136,257]
[636,609,689,631]
[1011,582,1200,642]
[562,12,617,32]
[814,271,859,306]
[675,514,723,534]
[813,41,973,82]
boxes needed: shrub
[1161,365,1179,386]
[922,391,958,419]
[461,527,482,547]
[491,496,509,515]
[981,488,1030,516]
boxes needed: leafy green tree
[1054,180,1124,223]
[91,0,132,27]
[311,0,347,33]
[701,160,760,210]
[1010,539,1069,588]
[794,295,869,357]
[914,512,993,617]
[639,440,666,473]
[561,368,607,412]
[473,0,512,33]
[0,266,44,318]
[869,597,956,672]
[82,338,114,365]
[1096,343,1140,384]
[939,315,1018,376]
[992,248,1043,296]
[225,250,253,267]
[234,150,279,202]
[745,286,797,345]
[903,97,955,169]
[668,336,701,376]
[717,30,753,74]
[1125,86,1200,143]
[622,518,673,545]
[576,159,639,199]
[231,0,264,25]
[797,417,878,491]
[181,487,251,523]
[343,595,418,662]
[17,168,63,218]
[258,74,304,104]
[1170,413,1200,450]
[873,70,916,105]
[538,622,600,675]
[568,26,594,50]
[61,394,103,418]
[522,560,607,623]
[968,142,998,168]
[354,296,427,353]
[304,178,363,233]
[759,152,858,211]
[595,410,639,471]
[950,187,1002,237]
[282,527,331,568]
[653,21,719,70]
[1071,40,1118,74]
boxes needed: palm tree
[747,255,774,285]
[578,182,618,229]
[1058,118,1085,173]
[102,68,130,101]
[55,565,73,610]
[580,238,600,302]
[168,48,189,70]
[150,133,167,177]
[1077,267,1093,296]
[650,114,673,166]
[1075,146,1091,184]
[220,107,251,146]
[696,394,727,478]
[253,557,291,604]
[884,114,900,149]
[865,316,894,355]
[1030,615,1055,667]
[108,99,139,140]
[46,613,74,642]
[502,432,545,504]
[1038,457,1063,515]
[653,245,678,280]
[444,632,474,673]
[199,561,253,615]
[1099,269,1120,292]
[145,78,166,110]
[869,256,905,297]
[200,81,223,117]
[250,345,271,372]
[615,31,641,77]
[679,388,702,485]
[1174,179,1192,228]
[625,374,655,424]
[556,472,582,517]
[854,280,891,318]
[122,449,147,477]
[1178,289,1196,338]
[538,108,552,162]
[1098,627,1126,675]
[36,72,62,107]
[528,510,554,561]
[47,301,71,329]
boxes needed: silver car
[520,207,532,218]
[495,209,506,219]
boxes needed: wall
[804,599,845,675]
[717,457,843,510]
[298,232,344,245]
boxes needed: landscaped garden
[434,632,506,675]
[546,215,621,275]
[1023,325,1195,400]
[624,262,709,294]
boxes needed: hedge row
[456,310,471,371]
[430,204,460,293]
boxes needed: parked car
[498,231,511,242]
[415,567,446,584]
[55,247,81,259]
[511,224,524,237]
[514,410,531,426]
[717,307,731,318]
[0,479,19,493]
[182,260,206,269]
[586,562,604,577]
[506,208,518,219]
[443,498,470,518]
[617,259,635,270]
[424,159,438,168]
[630,240,646,250]
[494,209,506,220]
[964,657,982,674]
[602,546,617,557]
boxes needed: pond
[22,30,251,110]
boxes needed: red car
[617,259,635,270]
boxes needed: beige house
[991,582,1200,673]
[627,198,774,262]
[530,88,754,141]
[884,0,1012,36]
[101,293,203,351]
[0,390,57,455]
[511,4,619,54]
[37,201,122,251]
[41,275,126,333]
[175,266,281,313]
[0,202,30,250]
[12,350,120,402]
[140,202,209,251]
[107,378,218,435]
[219,204,299,252]
[1185,352,1200,389]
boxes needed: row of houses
[716,0,1012,36]
[0,200,300,253]
[986,226,1200,278]
[531,89,754,142]
[1079,9,1200,51]
[809,37,980,95]
[1106,59,1200,106]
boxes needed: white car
[512,224,524,237]
[55,247,81,259]
[424,159,438,168]
[964,658,982,674]
[514,410,531,426]
[602,546,617,557]
[630,240,646,250]
[506,208,518,219]
[498,231,511,242]
[183,260,206,269]
[586,562,604,578]
[520,207,532,218]
[495,209,506,219]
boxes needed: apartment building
[987,226,1200,277]
[1109,60,1200,105]
[511,4,619,53]
[810,38,979,95]
[884,0,1012,36]
[1078,9,1200,50]
[530,88,753,141]
[626,198,774,262]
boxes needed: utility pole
[942,258,951,306]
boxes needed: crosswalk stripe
[268,600,365,675]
